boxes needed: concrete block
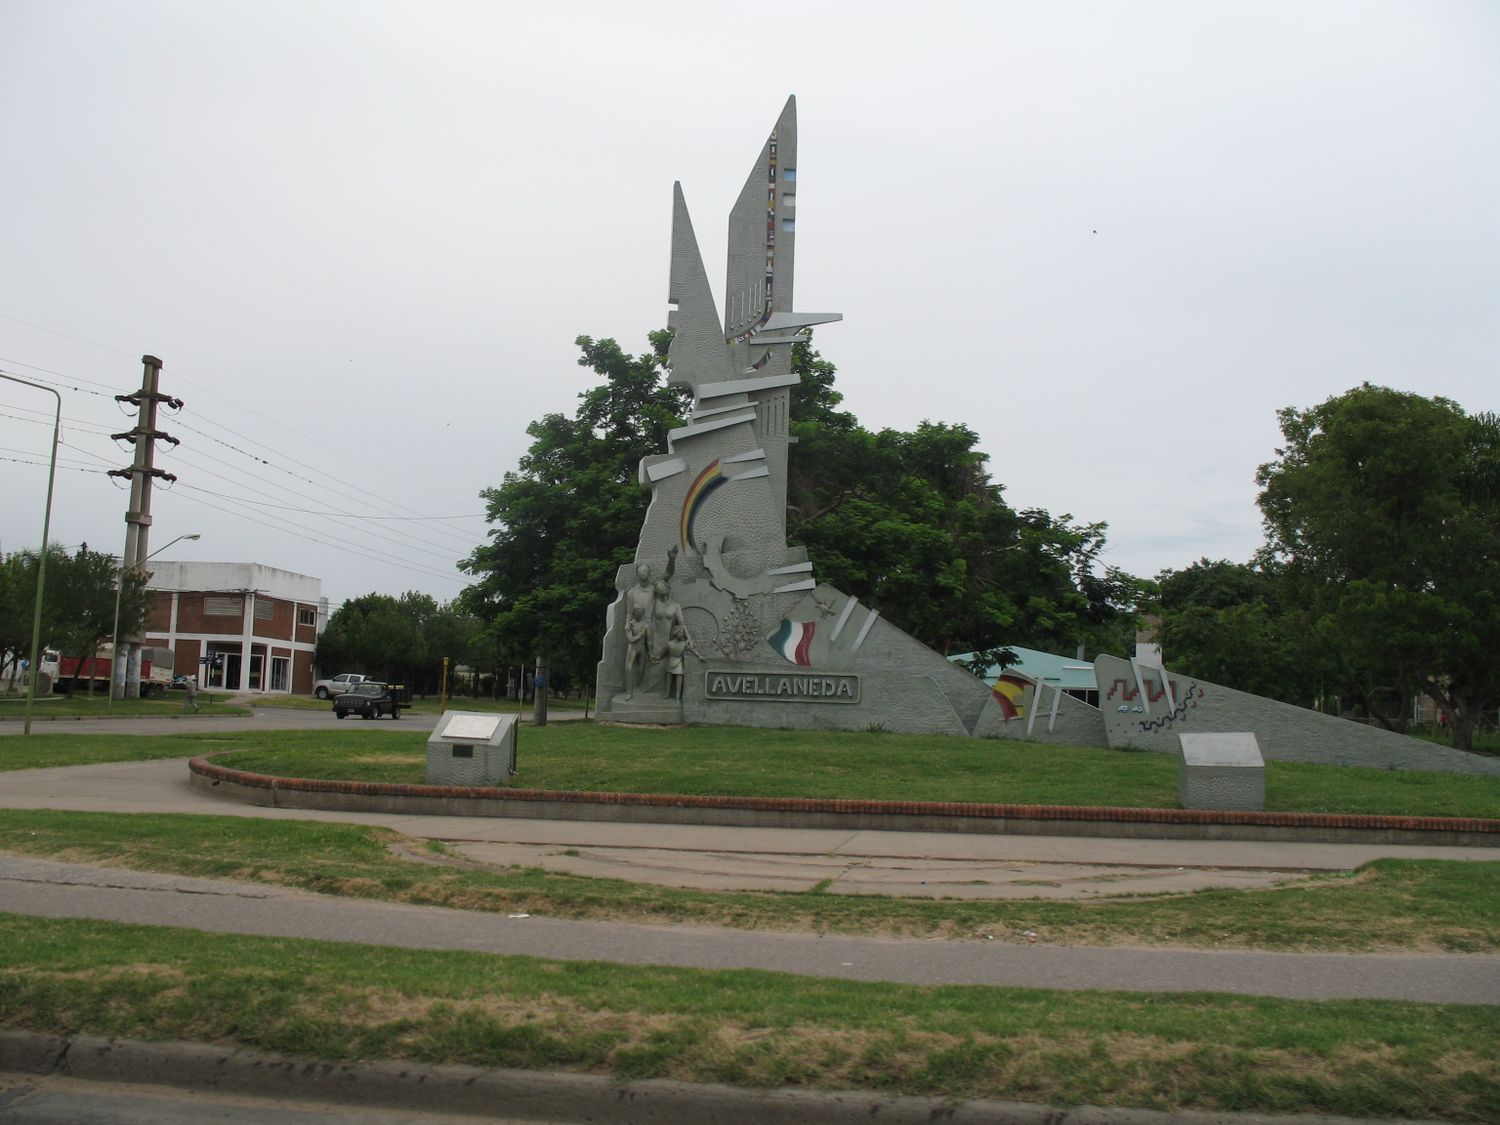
[426,711,516,786]
[1178,732,1264,811]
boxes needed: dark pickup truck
[332,681,412,720]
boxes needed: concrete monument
[590,98,1500,777]
[594,98,1008,734]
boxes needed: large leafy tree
[1256,384,1500,750]
[459,332,691,686]
[315,592,477,696]
[787,340,1139,659]
[1151,558,1319,706]
[461,333,1138,684]
[0,545,148,694]
[0,552,37,690]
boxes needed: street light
[0,372,61,738]
[109,533,200,708]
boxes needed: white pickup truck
[312,673,367,699]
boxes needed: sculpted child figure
[665,623,698,702]
[621,604,648,700]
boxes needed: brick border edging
[187,755,1500,846]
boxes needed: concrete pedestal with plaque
[426,711,517,786]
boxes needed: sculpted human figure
[621,604,648,700]
[664,623,699,701]
[623,561,657,661]
[650,579,687,666]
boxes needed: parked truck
[332,681,411,720]
[48,645,176,697]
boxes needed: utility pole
[532,653,548,727]
[109,355,181,700]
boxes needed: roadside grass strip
[0,912,1495,1121]
[1,811,1497,952]
[0,695,247,721]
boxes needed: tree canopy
[460,333,1140,684]
[1151,558,1315,707]
[314,592,478,697]
[458,332,692,687]
[1251,384,1500,751]
[0,545,149,693]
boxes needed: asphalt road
[0,703,537,736]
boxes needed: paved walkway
[5,852,1496,1003]
[0,756,1497,1003]
[4,757,1496,899]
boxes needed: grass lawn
[0,692,247,721]
[0,911,1494,1121]
[1412,728,1500,758]
[1,809,1495,952]
[209,723,1500,818]
[5,723,1500,817]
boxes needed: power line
[170,413,485,553]
[2,355,486,560]
[0,334,492,563]
[0,314,136,358]
[0,453,110,475]
[168,415,484,548]
[169,488,467,587]
[1,349,489,552]
[0,363,126,399]
[165,445,477,566]
[167,482,482,520]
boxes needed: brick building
[144,562,326,695]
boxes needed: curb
[0,1031,1433,1125]
[189,754,1500,847]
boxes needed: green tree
[462,332,1139,686]
[787,342,1139,658]
[0,552,36,691]
[0,546,148,695]
[56,547,147,695]
[459,332,691,687]
[315,592,478,697]
[1256,384,1500,751]
[1151,558,1318,705]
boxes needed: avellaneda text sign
[705,669,861,703]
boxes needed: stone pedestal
[1178,732,1264,811]
[426,711,517,786]
[596,696,684,726]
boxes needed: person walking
[183,674,200,713]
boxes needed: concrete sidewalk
[3,757,1496,900]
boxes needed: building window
[254,599,274,621]
[298,607,317,627]
[204,595,242,616]
[270,656,290,692]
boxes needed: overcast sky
[2,1,1495,614]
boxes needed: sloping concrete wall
[1093,653,1500,776]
